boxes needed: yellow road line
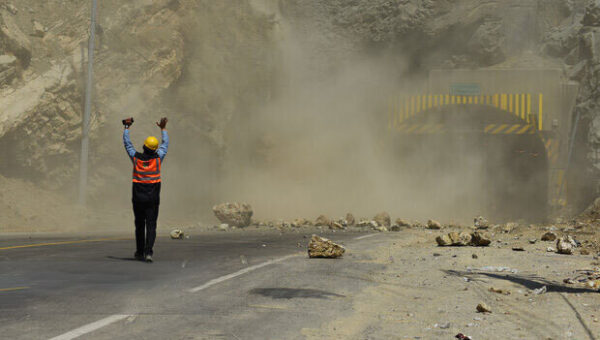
[0,237,130,250]
[484,124,496,133]
[0,287,29,292]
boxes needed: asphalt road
[0,229,384,340]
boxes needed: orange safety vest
[132,156,161,184]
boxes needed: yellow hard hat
[144,136,159,151]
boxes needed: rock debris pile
[308,235,345,258]
[436,231,491,247]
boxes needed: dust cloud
[0,0,556,231]
[121,1,548,226]
[166,3,519,225]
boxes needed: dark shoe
[145,254,153,263]
[134,252,144,261]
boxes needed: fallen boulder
[314,214,330,227]
[212,202,253,227]
[436,231,490,247]
[357,219,371,227]
[308,235,345,258]
[471,232,491,246]
[476,302,492,313]
[345,213,355,226]
[373,212,391,227]
[395,218,410,227]
[556,236,576,255]
[374,225,388,232]
[412,221,425,228]
[170,229,184,239]
[541,231,557,241]
[291,218,310,228]
[474,216,489,229]
[445,231,471,246]
[436,234,452,246]
[330,221,344,230]
[427,219,442,230]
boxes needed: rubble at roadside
[308,235,345,258]
[203,203,600,260]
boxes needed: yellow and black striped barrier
[388,93,544,132]
[394,123,537,135]
[483,124,535,135]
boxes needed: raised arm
[156,130,169,161]
[123,128,136,160]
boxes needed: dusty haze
[0,0,596,231]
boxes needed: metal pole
[79,0,97,205]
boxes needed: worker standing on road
[122,117,169,262]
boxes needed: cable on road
[560,292,596,340]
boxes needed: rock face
[373,212,391,227]
[212,202,253,227]
[0,9,31,67]
[314,214,330,227]
[467,19,506,66]
[584,2,600,27]
[31,21,45,38]
[0,54,16,84]
[308,235,345,258]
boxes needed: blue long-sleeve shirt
[123,129,169,161]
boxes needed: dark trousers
[133,203,159,255]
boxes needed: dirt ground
[300,226,600,339]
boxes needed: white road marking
[354,234,378,240]
[189,254,298,293]
[48,314,132,340]
[48,242,360,338]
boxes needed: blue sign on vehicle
[450,83,481,96]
